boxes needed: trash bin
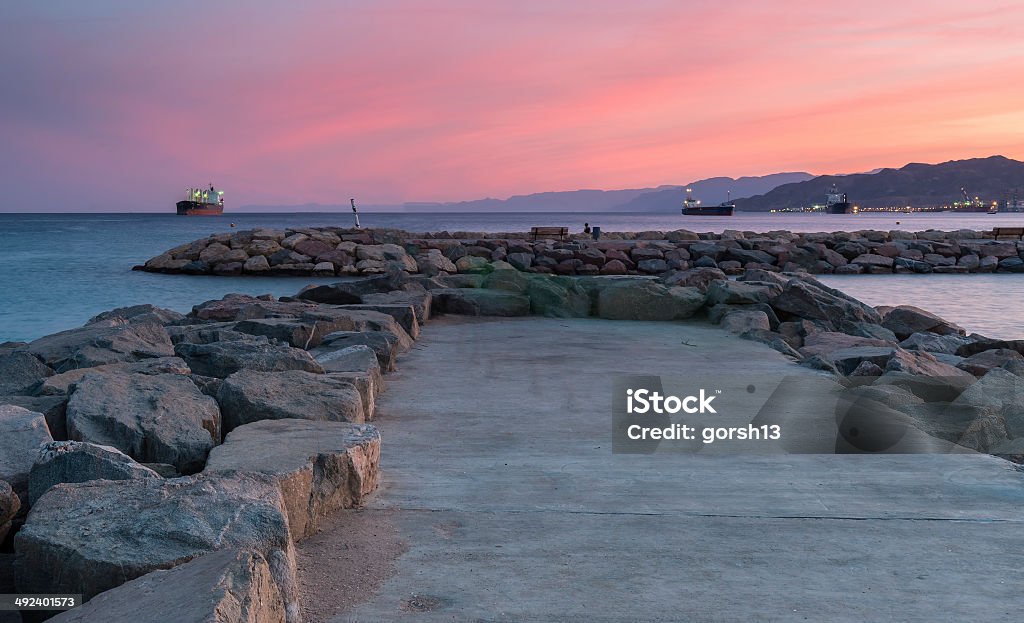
[591,226,601,240]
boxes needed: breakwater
[4,255,1024,619]
[137,226,1024,277]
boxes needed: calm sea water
[1,211,1023,342]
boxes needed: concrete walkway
[335,317,1023,622]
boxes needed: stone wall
[136,226,1024,277]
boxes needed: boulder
[0,350,53,395]
[361,289,433,324]
[27,322,174,373]
[951,368,1024,438]
[482,269,530,293]
[720,310,771,334]
[432,288,531,316]
[243,254,271,273]
[705,280,781,306]
[455,255,490,274]
[49,548,287,623]
[314,331,401,371]
[0,405,53,514]
[415,249,458,276]
[86,304,185,327]
[662,267,727,292]
[850,253,894,269]
[66,372,220,474]
[14,473,299,621]
[28,441,160,505]
[819,346,899,376]
[873,371,973,403]
[880,305,965,339]
[899,332,975,355]
[338,304,420,339]
[175,338,324,378]
[957,349,1024,377]
[885,349,978,381]
[206,420,380,540]
[596,282,705,321]
[36,356,192,396]
[769,279,881,330]
[799,332,895,358]
[0,479,18,543]
[0,394,68,441]
[217,369,365,433]
[309,342,382,381]
[526,278,591,318]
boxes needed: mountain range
[734,156,1024,211]
[237,155,1024,213]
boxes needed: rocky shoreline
[4,250,1024,621]
[137,226,1024,277]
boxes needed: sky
[2,0,1024,212]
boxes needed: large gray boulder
[524,276,589,315]
[314,330,402,371]
[526,277,591,318]
[0,350,53,395]
[27,322,174,373]
[361,289,433,324]
[87,304,185,327]
[597,281,704,321]
[432,288,531,316]
[769,279,881,330]
[50,548,287,623]
[14,473,299,621]
[662,267,727,292]
[705,280,781,306]
[1,394,68,441]
[799,332,895,359]
[899,332,975,355]
[205,419,381,540]
[0,480,18,543]
[956,349,1023,377]
[951,368,1024,439]
[36,356,192,396]
[880,305,965,340]
[217,369,365,433]
[339,304,420,339]
[28,441,160,505]
[0,405,53,516]
[66,372,220,474]
[175,338,324,378]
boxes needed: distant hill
[735,156,1024,211]
[402,187,678,213]
[613,172,814,212]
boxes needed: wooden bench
[530,226,569,241]
[990,227,1024,240]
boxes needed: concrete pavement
[333,316,1024,622]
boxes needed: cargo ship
[176,184,224,216]
[681,188,734,216]
[826,184,853,214]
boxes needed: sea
[2,210,1023,342]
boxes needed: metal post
[350,198,361,228]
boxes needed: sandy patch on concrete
[295,509,406,623]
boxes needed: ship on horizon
[177,184,225,216]
[681,188,734,216]
[826,184,853,214]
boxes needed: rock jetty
[4,252,1024,620]
[137,226,1024,277]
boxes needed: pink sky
[2,0,1023,210]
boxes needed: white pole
[350,198,361,228]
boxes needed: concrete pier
[323,317,1023,621]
